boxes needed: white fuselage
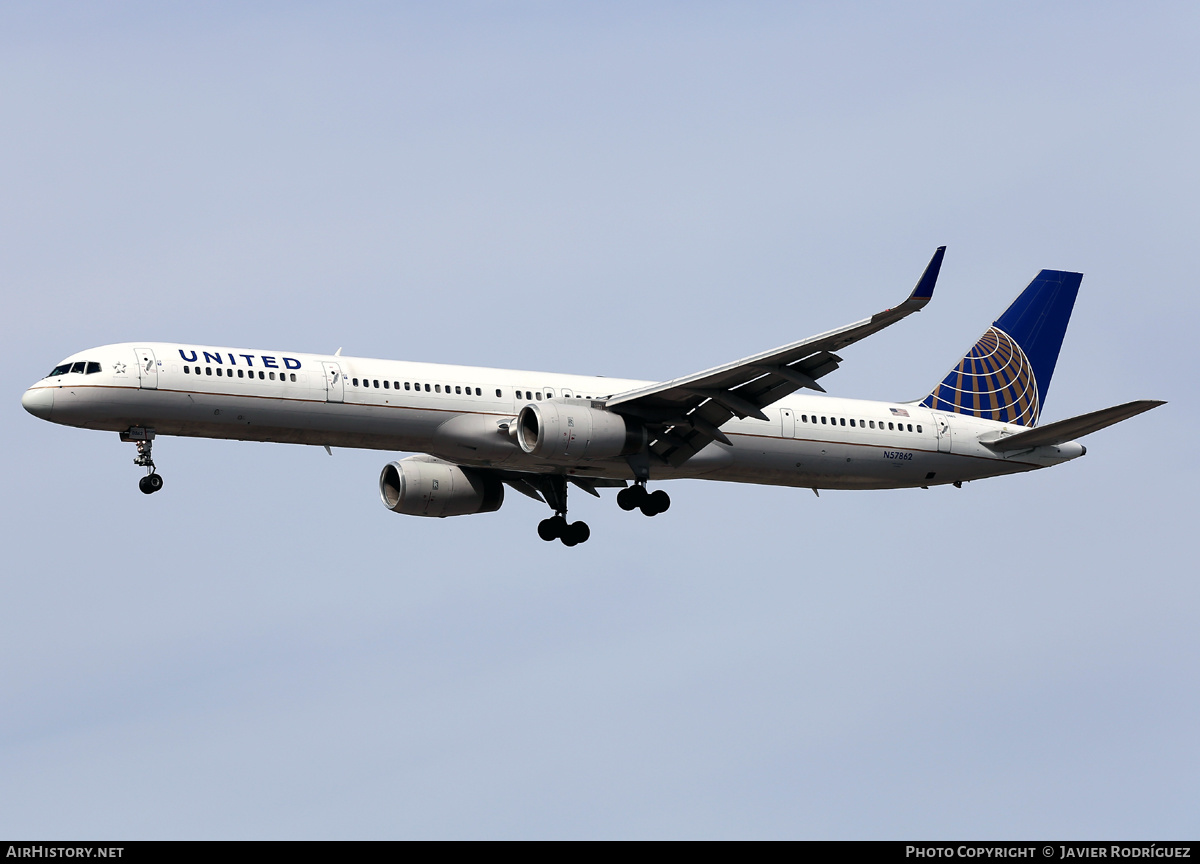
[22,342,1085,490]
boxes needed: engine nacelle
[516,400,645,461]
[379,457,504,518]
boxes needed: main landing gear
[616,482,670,517]
[538,514,591,546]
[533,475,591,546]
[121,427,164,495]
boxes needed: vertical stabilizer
[920,270,1081,427]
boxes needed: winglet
[904,246,946,308]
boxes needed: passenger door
[134,347,158,390]
[780,407,795,438]
[323,362,344,403]
[933,412,953,453]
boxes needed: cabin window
[801,415,807,423]
[821,416,827,424]
[258,371,264,379]
[496,389,503,398]
[840,418,846,426]
[383,381,389,389]
[455,386,461,394]
[849,419,855,427]
[372,379,378,388]
[183,366,190,374]
[219,368,226,376]
[424,384,430,392]
[888,422,894,430]
[352,378,358,386]
[869,420,875,429]
[435,384,441,393]
[405,382,411,390]
[907,424,913,432]
[476,387,482,396]
[536,392,542,400]
[290,373,296,382]
[916,425,922,433]
[269,371,275,380]
[205,367,212,376]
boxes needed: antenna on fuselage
[334,347,342,356]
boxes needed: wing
[604,246,946,467]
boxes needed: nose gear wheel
[121,427,164,495]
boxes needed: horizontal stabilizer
[981,400,1165,451]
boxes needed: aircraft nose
[21,387,53,420]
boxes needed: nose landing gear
[616,482,670,516]
[121,427,164,495]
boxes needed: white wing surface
[604,247,946,466]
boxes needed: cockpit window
[47,360,102,378]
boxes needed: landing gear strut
[532,475,590,546]
[121,427,164,495]
[616,482,670,516]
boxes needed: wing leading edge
[605,246,946,467]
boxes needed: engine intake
[516,400,645,461]
[379,457,504,518]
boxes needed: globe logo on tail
[920,327,1040,426]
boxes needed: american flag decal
[890,408,910,417]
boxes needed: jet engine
[379,457,504,518]
[516,400,645,461]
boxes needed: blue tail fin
[920,270,1081,427]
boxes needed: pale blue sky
[2,2,1196,838]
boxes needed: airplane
[21,247,1164,546]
